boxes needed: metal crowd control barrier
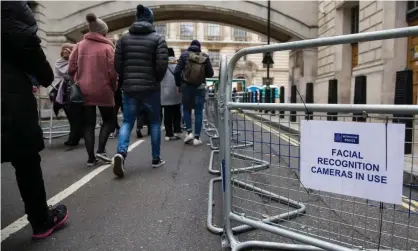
[218,26,418,251]
[206,57,304,238]
[36,94,70,146]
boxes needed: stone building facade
[313,0,417,105]
[109,22,290,90]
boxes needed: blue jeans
[182,85,205,137]
[117,92,161,159]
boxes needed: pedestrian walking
[52,43,84,146]
[112,4,169,177]
[174,40,214,146]
[68,13,117,166]
[161,48,182,140]
[1,1,68,239]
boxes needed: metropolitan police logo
[334,133,342,142]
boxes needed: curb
[240,109,418,190]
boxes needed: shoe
[184,133,194,144]
[87,158,99,167]
[96,152,112,163]
[109,133,115,139]
[193,138,203,146]
[113,153,125,178]
[64,141,79,147]
[136,130,143,139]
[32,205,68,239]
[165,136,180,141]
[152,158,166,168]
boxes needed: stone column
[223,26,232,41]
[381,1,408,104]
[197,23,205,40]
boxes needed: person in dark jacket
[112,4,169,177]
[174,40,214,146]
[1,1,68,239]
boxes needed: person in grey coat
[161,48,182,140]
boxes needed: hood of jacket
[168,56,177,64]
[187,45,201,53]
[84,32,114,48]
[129,21,155,35]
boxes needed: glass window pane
[155,24,166,36]
[207,24,221,40]
[208,50,220,67]
[233,28,247,41]
[180,23,194,40]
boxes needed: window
[262,77,274,86]
[408,1,418,11]
[233,28,247,41]
[350,5,359,69]
[180,23,194,40]
[208,50,220,67]
[262,52,274,68]
[235,49,247,61]
[155,24,167,36]
[206,24,221,41]
[407,1,418,21]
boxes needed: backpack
[182,52,208,86]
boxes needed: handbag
[68,81,84,104]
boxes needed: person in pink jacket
[69,13,117,167]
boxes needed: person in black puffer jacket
[1,1,69,239]
[112,4,168,177]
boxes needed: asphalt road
[208,110,418,250]
[1,128,223,251]
[3,111,418,251]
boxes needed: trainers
[32,205,68,239]
[184,133,194,144]
[109,133,115,139]
[87,158,99,167]
[152,158,166,168]
[96,152,112,163]
[193,138,203,146]
[113,153,125,178]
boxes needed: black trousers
[136,106,162,131]
[113,103,123,132]
[163,104,182,137]
[83,106,114,160]
[11,152,49,228]
[64,103,84,144]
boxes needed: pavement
[242,109,418,189]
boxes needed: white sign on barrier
[300,120,405,205]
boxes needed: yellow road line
[237,113,299,146]
[402,196,418,211]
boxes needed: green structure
[206,78,247,92]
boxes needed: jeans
[117,92,161,159]
[181,84,205,137]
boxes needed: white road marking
[1,140,144,242]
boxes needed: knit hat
[168,48,175,57]
[86,13,108,35]
[190,40,201,49]
[136,4,154,24]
